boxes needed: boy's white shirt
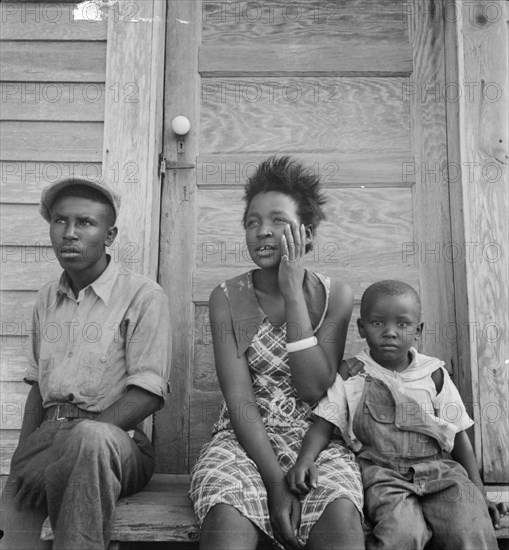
[313,347,474,452]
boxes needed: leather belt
[44,403,99,422]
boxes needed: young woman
[189,157,364,550]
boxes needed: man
[0,177,171,549]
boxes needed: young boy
[0,178,171,550]
[287,280,507,549]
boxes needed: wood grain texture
[110,474,199,541]
[1,83,105,121]
[199,77,410,154]
[443,0,475,427]
[0,382,30,430]
[102,0,166,276]
[0,162,103,203]
[156,0,201,474]
[1,255,61,291]
[202,0,407,44]
[193,188,418,302]
[0,121,103,162]
[0,430,20,475]
[0,41,106,82]
[458,0,508,482]
[0,291,36,328]
[0,337,30,382]
[407,1,457,374]
[1,203,51,242]
[200,44,412,77]
[197,153,416,188]
[1,3,107,40]
[189,390,223,468]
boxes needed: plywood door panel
[159,0,457,473]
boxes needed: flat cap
[39,177,121,223]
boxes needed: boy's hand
[286,456,318,496]
[486,498,509,529]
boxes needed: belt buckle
[56,404,67,421]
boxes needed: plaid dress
[189,270,363,546]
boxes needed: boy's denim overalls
[351,367,497,550]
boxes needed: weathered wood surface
[0,382,30,430]
[0,42,106,82]
[0,121,103,162]
[110,474,199,541]
[102,0,166,274]
[199,78,410,154]
[459,0,508,483]
[407,0,457,370]
[0,162,103,203]
[199,43,412,77]
[156,0,201,474]
[0,431,21,475]
[442,0,475,428]
[0,336,30,382]
[193,188,417,302]
[0,291,36,327]
[1,256,61,291]
[202,0,407,44]
[197,153,416,188]
[0,2,108,40]
[1,83,105,121]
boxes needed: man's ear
[357,318,366,338]
[105,226,118,247]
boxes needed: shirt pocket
[76,348,114,397]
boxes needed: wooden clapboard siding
[0,2,108,475]
[0,42,106,82]
[0,121,103,162]
[0,3,108,41]
[1,337,30,382]
[444,0,508,482]
[0,162,103,203]
[1,83,105,121]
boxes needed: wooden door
[156,0,457,474]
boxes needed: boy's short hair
[39,177,120,224]
[242,156,327,251]
[360,280,421,318]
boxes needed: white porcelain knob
[171,116,191,136]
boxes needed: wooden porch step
[39,476,509,546]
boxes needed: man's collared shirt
[25,257,171,411]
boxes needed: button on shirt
[25,258,171,412]
[314,348,474,452]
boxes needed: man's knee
[66,420,124,452]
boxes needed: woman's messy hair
[242,156,327,251]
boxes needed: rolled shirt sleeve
[125,288,171,403]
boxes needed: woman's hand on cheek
[278,221,306,298]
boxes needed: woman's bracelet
[286,336,318,353]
